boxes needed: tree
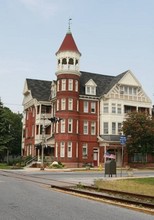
[0,100,22,162]
[122,112,154,158]
[0,101,13,161]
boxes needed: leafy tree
[122,112,154,157]
[0,100,22,162]
[0,101,13,161]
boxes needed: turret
[55,20,81,76]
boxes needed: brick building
[22,28,153,168]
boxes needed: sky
[0,0,154,113]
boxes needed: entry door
[93,150,98,167]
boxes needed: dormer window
[85,79,97,95]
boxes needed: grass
[94,177,154,196]
[0,163,12,169]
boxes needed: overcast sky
[0,0,154,113]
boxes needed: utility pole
[40,114,45,170]
[120,135,126,176]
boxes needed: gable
[23,79,30,95]
[118,70,141,87]
[85,79,97,87]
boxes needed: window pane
[82,144,88,158]
[62,79,66,91]
[83,121,88,134]
[67,142,72,158]
[112,103,116,113]
[60,142,65,157]
[91,102,96,113]
[103,122,108,134]
[68,98,73,110]
[91,122,96,135]
[84,101,88,113]
[68,79,73,91]
[68,118,73,133]
[112,122,116,134]
[103,103,108,113]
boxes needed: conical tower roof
[56,31,81,55]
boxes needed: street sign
[120,135,126,145]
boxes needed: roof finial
[68,18,72,33]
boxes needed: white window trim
[83,121,88,134]
[67,142,72,158]
[60,142,65,157]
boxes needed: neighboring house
[22,28,153,168]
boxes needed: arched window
[68,58,74,65]
[62,58,67,64]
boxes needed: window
[86,86,90,94]
[69,58,74,65]
[68,118,73,133]
[133,87,137,95]
[91,122,96,135]
[112,122,116,134]
[82,143,88,158]
[76,142,78,158]
[29,145,32,155]
[117,104,121,114]
[76,120,78,134]
[62,58,67,64]
[112,103,116,113]
[56,121,58,133]
[103,103,108,113]
[55,142,58,157]
[67,142,72,158]
[57,99,59,111]
[61,98,66,110]
[86,86,96,95]
[62,79,66,91]
[61,119,65,133]
[77,100,79,111]
[103,122,108,134]
[91,102,96,113]
[60,142,65,157]
[75,80,78,92]
[83,121,88,134]
[120,86,137,95]
[84,101,88,113]
[32,125,34,137]
[68,79,73,91]
[118,123,122,134]
[68,98,73,110]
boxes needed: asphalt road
[0,171,154,220]
[22,168,154,185]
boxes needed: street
[22,168,154,185]
[0,169,154,220]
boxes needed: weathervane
[68,18,72,32]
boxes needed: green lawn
[0,163,12,169]
[94,177,154,196]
